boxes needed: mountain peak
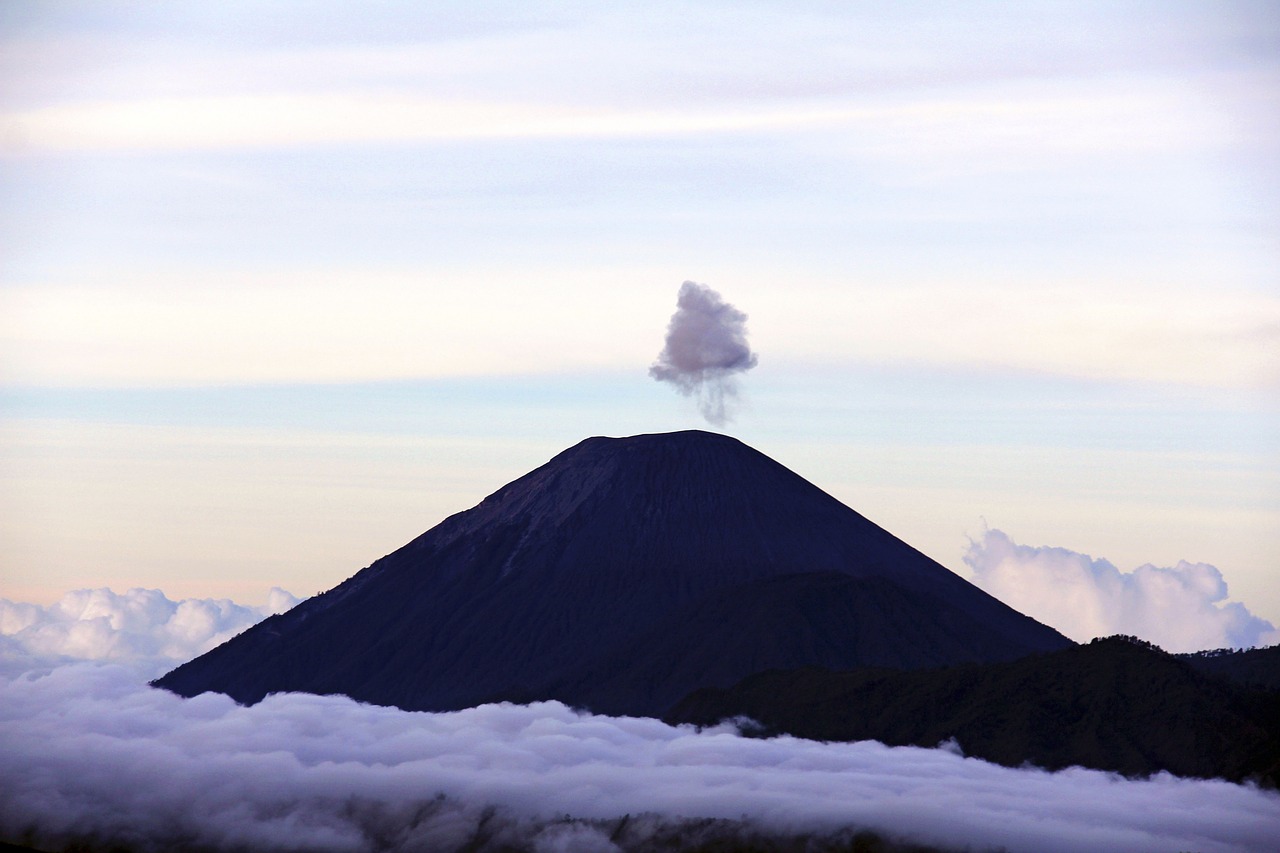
[155,431,1070,715]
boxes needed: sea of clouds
[4,661,1279,853]
[2,586,1278,853]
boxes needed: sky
[2,5,1279,851]
[1,1,1278,646]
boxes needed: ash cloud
[650,281,759,426]
[1,592,1277,853]
[964,528,1279,653]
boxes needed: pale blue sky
[1,2,1277,623]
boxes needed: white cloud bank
[0,586,299,678]
[2,662,1277,853]
[0,588,1278,852]
[964,529,1280,653]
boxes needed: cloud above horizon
[964,529,1279,653]
[2,658,1276,853]
[0,587,299,678]
[650,281,759,426]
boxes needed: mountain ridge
[666,635,1280,785]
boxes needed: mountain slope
[155,430,1070,716]
[666,636,1280,784]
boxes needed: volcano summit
[156,430,1070,715]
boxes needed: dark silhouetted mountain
[667,635,1280,785]
[155,430,1070,716]
[1181,643,1280,691]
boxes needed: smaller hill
[666,636,1280,785]
[1181,643,1280,691]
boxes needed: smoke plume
[964,528,1279,652]
[650,281,759,425]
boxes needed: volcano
[155,430,1070,716]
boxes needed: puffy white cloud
[0,587,299,678]
[1,661,1277,853]
[964,529,1279,652]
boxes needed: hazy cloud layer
[0,587,299,678]
[650,281,759,425]
[2,660,1277,853]
[964,529,1279,652]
